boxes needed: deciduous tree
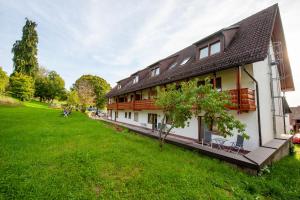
[155,78,248,148]
[9,73,34,101]
[0,67,9,94]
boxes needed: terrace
[100,117,292,174]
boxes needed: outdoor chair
[229,135,244,154]
[202,131,213,148]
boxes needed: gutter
[243,67,262,146]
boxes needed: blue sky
[0,0,299,106]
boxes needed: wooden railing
[107,88,256,111]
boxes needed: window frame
[199,46,209,59]
[209,41,221,56]
[151,67,160,77]
[133,76,139,84]
[125,112,127,118]
[128,112,131,119]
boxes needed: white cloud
[0,0,299,105]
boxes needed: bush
[9,73,34,101]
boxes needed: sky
[0,0,299,106]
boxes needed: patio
[97,117,292,174]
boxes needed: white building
[106,4,294,151]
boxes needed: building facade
[106,4,294,151]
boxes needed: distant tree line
[1,18,111,111]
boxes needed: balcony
[227,88,256,111]
[107,88,256,111]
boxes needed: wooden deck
[97,117,292,174]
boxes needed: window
[133,76,139,84]
[197,77,222,91]
[165,115,172,125]
[169,62,177,69]
[148,113,157,124]
[128,112,131,119]
[134,112,139,122]
[180,57,191,65]
[199,46,208,59]
[125,112,127,118]
[117,84,122,89]
[210,41,221,55]
[151,67,160,77]
[115,111,118,118]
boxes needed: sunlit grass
[0,102,299,199]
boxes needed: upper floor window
[169,62,177,69]
[210,41,221,55]
[180,57,191,65]
[199,46,209,59]
[199,41,221,60]
[133,76,139,84]
[151,67,160,77]
[117,84,122,89]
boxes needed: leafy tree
[0,67,9,94]
[34,70,65,102]
[75,79,96,112]
[74,75,111,110]
[155,78,248,148]
[12,18,38,78]
[67,90,80,108]
[9,73,34,101]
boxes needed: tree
[34,70,65,102]
[9,73,34,101]
[155,78,248,148]
[74,75,111,110]
[67,90,80,108]
[0,67,9,94]
[75,79,96,112]
[12,18,38,78]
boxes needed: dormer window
[117,84,122,89]
[151,67,160,77]
[210,41,221,55]
[180,57,191,65]
[133,76,139,84]
[199,41,221,60]
[169,62,177,69]
[199,46,209,59]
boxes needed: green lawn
[0,104,299,199]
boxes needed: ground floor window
[128,112,131,119]
[115,111,118,118]
[134,112,138,122]
[125,112,127,118]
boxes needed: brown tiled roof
[107,4,283,98]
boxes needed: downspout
[243,66,262,147]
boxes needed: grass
[0,103,299,199]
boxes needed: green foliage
[67,90,80,108]
[35,69,65,102]
[0,67,9,94]
[0,104,299,199]
[11,18,39,78]
[74,75,111,109]
[9,72,34,101]
[155,78,248,147]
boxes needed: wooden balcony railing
[107,88,256,111]
[227,88,256,111]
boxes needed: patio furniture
[229,135,244,154]
[213,137,228,150]
[202,131,213,148]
